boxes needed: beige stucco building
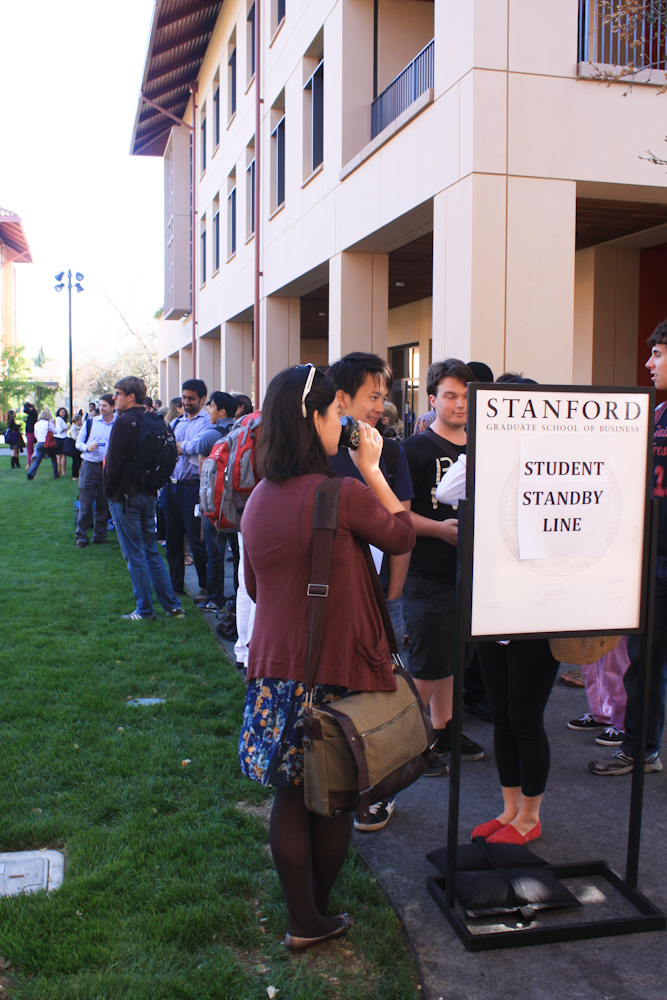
[0,208,32,355]
[132,0,667,423]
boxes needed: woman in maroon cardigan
[238,364,415,951]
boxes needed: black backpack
[128,412,178,492]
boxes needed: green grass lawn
[0,455,419,999]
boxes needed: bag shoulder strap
[380,437,400,487]
[304,478,409,691]
[305,478,343,692]
[358,540,398,657]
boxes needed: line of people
[232,336,667,949]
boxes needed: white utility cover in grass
[0,851,64,896]
[126,698,166,707]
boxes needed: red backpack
[199,412,262,531]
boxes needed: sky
[2,0,163,366]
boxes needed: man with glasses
[163,379,211,600]
[104,376,185,620]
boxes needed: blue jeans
[110,494,182,617]
[27,442,58,479]
[622,553,667,757]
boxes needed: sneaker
[192,590,209,604]
[567,713,607,732]
[354,799,395,832]
[595,726,625,746]
[423,750,449,777]
[199,601,219,612]
[589,749,663,775]
[166,608,185,619]
[436,730,485,761]
[76,539,89,549]
[121,611,157,621]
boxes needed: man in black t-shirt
[402,359,484,768]
[591,319,667,775]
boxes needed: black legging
[477,639,559,797]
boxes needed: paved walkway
[354,677,667,1000]
[185,551,666,998]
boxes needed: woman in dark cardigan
[238,364,415,951]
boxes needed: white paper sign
[517,435,609,559]
[469,387,651,637]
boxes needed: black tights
[270,786,353,937]
[477,639,559,797]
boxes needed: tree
[74,294,159,403]
[584,2,667,163]
[34,345,46,368]
[0,345,40,414]
[591,2,667,89]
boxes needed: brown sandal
[560,668,585,688]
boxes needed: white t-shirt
[34,419,56,444]
[55,416,68,438]
[69,424,82,440]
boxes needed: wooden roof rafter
[130,0,223,157]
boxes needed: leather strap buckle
[307,583,329,598]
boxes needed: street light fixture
[54,269,84,418]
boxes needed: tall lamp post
[54,270,84,417]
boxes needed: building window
[200,218,206,286]
[229,46,237,119]
[200,108,206,174]
[271,114,285,210]
[227,172,236,258]
[246,150,256,238]
[247,3,256,82]
[213,197,220,273]
[303,59,323,176]
[272,0,285,36]
[213,85,220,149]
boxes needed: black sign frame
[427,383,666,950]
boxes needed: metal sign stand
[427,385,666,950]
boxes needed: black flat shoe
[283,914,353,952]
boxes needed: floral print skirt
[238,678,348,788]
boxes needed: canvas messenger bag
[302,478,434,822]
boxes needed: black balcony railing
[578,0,667,70]
[371,39,434,139]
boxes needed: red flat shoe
[486,821,541,845]
[470,818,506,840]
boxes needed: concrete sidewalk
[354,677,667,1000]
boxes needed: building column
[223,321,253,397]
[179,346,192,387]
[259,296,300,401]
[167,353,180,401]
[159,360,167,403]
[574,246,640,386]
[196,332,221,393]
[432,175,577,384]
[328,251,388,363]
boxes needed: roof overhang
[130,0,223,157]
[0,208,32,263]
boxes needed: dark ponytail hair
[257,365,336,483]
